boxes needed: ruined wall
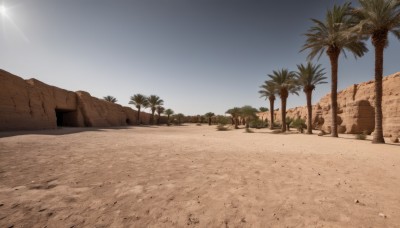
[0,69,152,131]
[258,72,400,137]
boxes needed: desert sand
[0,125,399,227]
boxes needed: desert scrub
[216,124,229,131]
[355,133,367,140]
[244,128,254,133]
[291,118,307,133]
[249,119,268,129]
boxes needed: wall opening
[55,109,78,127]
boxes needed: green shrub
[216,124,229,131]
[244,128,254,133]
[355,133,367,140]
[249,119,268,129]
[291,118,307,133]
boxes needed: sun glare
[0,5,7,16]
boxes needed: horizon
[0,0,399,116]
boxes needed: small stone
[378,213,387,218]
[390,136,399,143]
[241,217,246,223]
[354,199,359,204]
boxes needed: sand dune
[0,125,399,227]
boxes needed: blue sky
[0,0,399,115]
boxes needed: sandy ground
[0,125,399,228]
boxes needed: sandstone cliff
[0,69,151,131]
[258,72,400,137]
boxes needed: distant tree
[226,107,242,129]
[103,95,117,103]
[267,69,299,132]
[302,2,367,137]
[129,94,149,125]
[295,62,327,134]
[147,95,164,125]
[240,105,258,129]
[156,106,165,125]
[259,81,276,130]
[164,109,174,125]
[205,112,215,126]
[175,113,185,125]
[352,0,400,143]
[259,107,269,112]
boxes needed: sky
[0,0,399,116]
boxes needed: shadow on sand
[0,126,135,138]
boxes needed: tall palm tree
[226,107,242,129]
[156,106,165,125]
[267,69,299,132]
[302,2,368,137]
[103,95,117,103]
[352,0,400,143]
[164,109,174,125]
[147,95,164,125]
[259,81,276,130]
[205,112,215,126]
[295,62,327,134]
[129,94,149,125]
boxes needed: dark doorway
[55,109,78,127]
[56,110,64,127]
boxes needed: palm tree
[267,69,299,132]
[164,109,174,125]
[175,113,185,125]
[352,0,400,143]
[205,112,215,126]
[156,106,165,125]
[147,95,164,125]
[302,2,368,137]
[129,94,149,125]
[226,107,242,129]
[241,106,258,129]
[259,81,276,129]
[103,95,117,103]
[295,62,327,134]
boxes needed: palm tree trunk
[157,114,160,125]
[245,118,249,129]
[167,115,170,125]
[151,109,156,125]
[269,98,274,130]
[328,52,339,137]
[372,41,385,143]
[235,118,239,129]
[306,90,313,134]
[137,107,141,125]
[281,97,287,132]
[208,117,211,126]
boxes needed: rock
[318,130,326,136]
[390,136,399,143]
[379,213,387,218]
[354,199,359,204]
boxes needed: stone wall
[258,72,400,137]
[0,69,152,131]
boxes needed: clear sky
[0,0,399,116]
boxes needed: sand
[0,124,399,227]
